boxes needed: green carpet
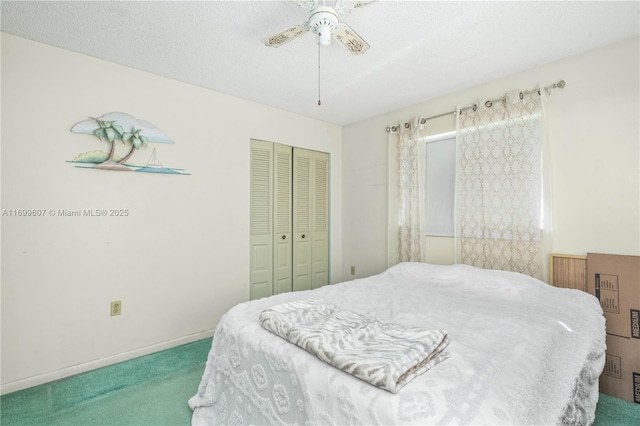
[593,392,640,426]
[1,338,211,426]
[2,337,639,425]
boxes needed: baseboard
[0,329,215,395]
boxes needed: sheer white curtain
[394,118,424,262]
[455,90,552,280]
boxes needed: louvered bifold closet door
[293,148,313,291]
[250,140,274,300]
[273,143,293,295]
[293,148,329,291]
[311,151,329,289]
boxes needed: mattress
[189,262,606,425]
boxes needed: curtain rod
[385,80,565,132]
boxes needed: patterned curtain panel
[455,91,546,279]
[396,119,423,262]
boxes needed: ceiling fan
[262,0,376,55]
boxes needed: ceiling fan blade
[334,23,370,55]
[262,23,310,48]
[334,0,377,14]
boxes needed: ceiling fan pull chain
[318,44,322,106]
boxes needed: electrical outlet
[110,300,122,316]
[351,266,355,275]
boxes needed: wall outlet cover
[110,300,122,316]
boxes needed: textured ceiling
[1,1,638,126]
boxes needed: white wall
[0,33,343,392]
[343,37,640,279]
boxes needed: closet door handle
[281,235,286,240]
[301,234,306,239]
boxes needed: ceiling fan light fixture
[317,28,332,46]
[309,6,338,46]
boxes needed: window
[423,132,456,237]
[422,123,545,240]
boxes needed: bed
[189,262,606,425]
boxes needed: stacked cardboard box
[587,253,640,404]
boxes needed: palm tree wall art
[69,112,189,175]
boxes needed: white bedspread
[259,299,449,393]
[189,262,606,425]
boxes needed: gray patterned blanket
[259,299,449,393]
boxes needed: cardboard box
[599,335,640,404]
[587,253,640,404]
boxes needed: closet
[250,139,329,300]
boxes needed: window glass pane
[424,136,456,237]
